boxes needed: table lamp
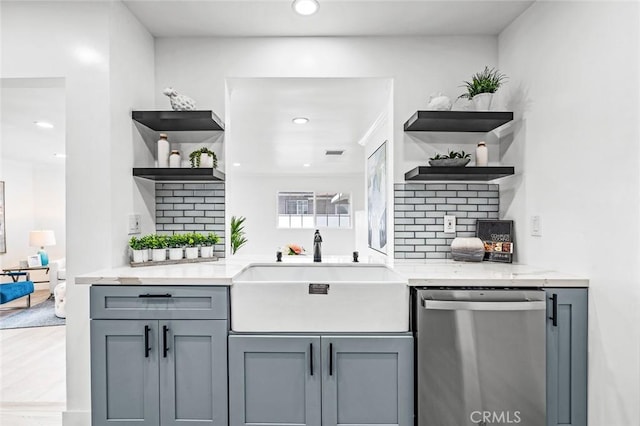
[29,230,56,266]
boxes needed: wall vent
[325,150,345,156]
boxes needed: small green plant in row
[129,232,220,250]
[429,150,471,161]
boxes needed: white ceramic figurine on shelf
[163,87,196,111]
[426,93,452,111]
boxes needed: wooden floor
[0,290,65,426]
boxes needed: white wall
[1,2,154,424]
[154,36,498,184]
[1,160,66,269]
[227,173,364,256]
[498,2,640,425]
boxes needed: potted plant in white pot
[459,66,507,111]
[129,236,148,263]
[167,234,185,260]
[189,147,218,168]
[201,232,219,258]
[149,234,168,262]
[185,233,200,259]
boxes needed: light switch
[531,215,542,237]
[128,214,141,235]
[444,215,456,233]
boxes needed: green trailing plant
[430,150,471,161]
[459,66,507,99]
[189,147,218,168]
[230,216,247,255]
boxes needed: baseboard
[62,410,90,426]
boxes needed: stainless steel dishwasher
[415,289,546,426]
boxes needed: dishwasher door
[416,289,546,426]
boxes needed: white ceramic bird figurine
[163,87,196,111]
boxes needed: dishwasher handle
[422,299,546,311]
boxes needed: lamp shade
[29,230,56,247]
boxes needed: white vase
[169,150,181,168]
[152,248,167,262]
[199,154,214,168]
[472,93,493,111]
[185,247,199,259]
[168,247,183,260]
[157,134,169,167]
[476,141,488,166]
[131,249,145,263]
[200,246,214,258]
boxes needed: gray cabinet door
[321,335,414,426]
[546,289,588,426]
[90,320,160,426]
[229,335,321,426]
[160,320,228,426]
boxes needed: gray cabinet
[90,286,228,426]
[546,289,588,426]
[229,334,413,426]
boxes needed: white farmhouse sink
[230,263,409,332]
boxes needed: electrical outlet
[531,215,542,237]
[128,214,141,235]
[444,215,456,233]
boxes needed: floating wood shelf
[132,110,224,131]
[133,168,225,181]
[404,166,515,181]
[404,111,513,132]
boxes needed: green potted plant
[230,216,247,255]
[148,234,168,262]
[429,150,471,167]
[189,147,218,168]
[459,66,507,111]
[184,232,200,259]
[167,234,185,260]
[201,232,220,258]
[129,236,148,263]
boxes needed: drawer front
[90,286,228,320]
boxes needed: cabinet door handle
[329,343,333,376]
[162,325,170,358]
[144,325,151,358]
[139,293,172,298]
[549,294,558,327]
[309,343,314,376]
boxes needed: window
[277,191,351,229]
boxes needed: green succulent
[459,66,507,99]
[430,150,471,161]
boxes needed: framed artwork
[27,254,42,268]
[0,181,5,253]
[367,142,387,254]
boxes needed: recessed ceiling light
[34,121,54,129]
[53,153,67,158]
[292,117,309,125]
[233,162,241,167]
[292,0,319,16]
[303,163,311,167]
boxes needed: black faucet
[313,229,322,263]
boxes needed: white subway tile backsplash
[394,183,500,259]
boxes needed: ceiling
[123,0,535,37]
[1,80,66,166]
[227,77,391,174]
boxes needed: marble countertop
[76,256,588,287]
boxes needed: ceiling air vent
[325,150,345,156]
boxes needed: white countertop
[76,256,588,287]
